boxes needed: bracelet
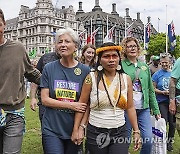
[80,124,86,129]
[133,130,140,135]
[170,98,175,101]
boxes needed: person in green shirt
[169,57,180,136]
[121,37,161,154]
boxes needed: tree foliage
[145,33,180,60]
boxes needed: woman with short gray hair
[55,27,79,46]
[40,27,90,153]
[152,54,175,152]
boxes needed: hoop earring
[116,65,121,71]
[97,65,103,71]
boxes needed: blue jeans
[42,134,82,154]
[125,109,153,154]
[0,114,24,154]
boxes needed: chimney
[95,0,100,6]
[112,3,116,12]
[92,0,102,12]
[125,8,130,17]
[137,12,140,21]
[147,16,151,23]
[79,1,83,10]
[76,1,84,15]
[111,3,119,16]
[62,6,65,9]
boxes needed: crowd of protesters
[0,7,180,154]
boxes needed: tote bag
[151,116,167,154]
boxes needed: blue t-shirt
[152,69,171,103]
[40,60,90,139]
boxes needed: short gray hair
[55,27,79,46]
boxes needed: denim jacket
[122,58,160,115]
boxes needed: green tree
[145,33,180,60]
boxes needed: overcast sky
[0,0,179,35]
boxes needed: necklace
[102,73,121,107]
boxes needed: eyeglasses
[102,54,119,60]
[126,45,137,49]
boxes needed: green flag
[29,49,36,58]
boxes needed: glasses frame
[126,45,137,49]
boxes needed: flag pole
[166,5,168,53]
[143,9,146,50]
[105,15,108,43]
[91,18,93,44]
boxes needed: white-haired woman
[40,27,90,153]
[152,54,175,151]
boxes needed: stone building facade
[4,0,84,56]
[4,0,157,55]
[76,0,157,47]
